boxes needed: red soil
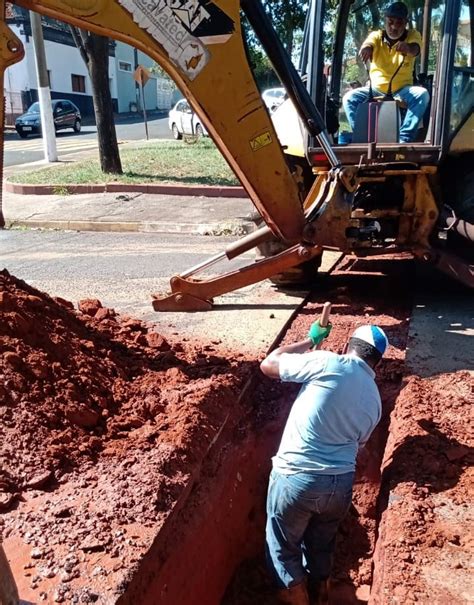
[371,371,473,603]
[0,269,255,603]
[224,257,472,604]
[1,257,471,604]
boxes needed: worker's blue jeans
[342,85,430,143]
[265,469,354,589]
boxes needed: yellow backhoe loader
[0,0,472,311]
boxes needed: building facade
[4,8,182,125]
[5,7,118,123]
[115,44,157,114]
[114,45,181,113]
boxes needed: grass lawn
[9,139,240,187]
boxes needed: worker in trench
[260,322,388,605]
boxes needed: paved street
[0,230,251,314]
[3,114,171,167]
[0,228,306,355]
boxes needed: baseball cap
[386,2,409,19]
[351,325,389,356]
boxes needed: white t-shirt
[273,350,381,475]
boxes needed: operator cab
[273,0,473,167]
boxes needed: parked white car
[261,87,286,112]
[168,99,208,139]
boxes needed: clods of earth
[1,257,472,604]
[0,269,255,603]
[223,258,473,604]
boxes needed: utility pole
[133,47,140,111]
[29,10,57,162]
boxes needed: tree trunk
[86,34,122,174]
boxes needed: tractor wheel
[172,124,182,140]
[195,123,204,139]
[252,214,323,286]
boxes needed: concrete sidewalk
[2,135,255,235]
[2,187,255,235]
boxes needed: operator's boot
[276,580,310,605]
[308,577,330,605]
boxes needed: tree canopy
[260,0,309,56]
[243,0,309,88]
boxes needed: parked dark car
[15,99,82,138]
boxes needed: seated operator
[343,1,429,143]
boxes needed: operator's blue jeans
[342,85,430,143]
[265,469,354,589]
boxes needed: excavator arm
[4,0,309,241]
[0,0,357,310]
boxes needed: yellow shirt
[363,29,422,94]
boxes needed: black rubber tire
[256,240,323,286]
[73,119,81,133]
[456,170,474,223]
[195,123,204,139]
[17,132,28,139]
[172,124,182,140]
[252,214,323,287]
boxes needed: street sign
[133,65,151,86]
[133,65,151,140]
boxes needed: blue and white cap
[352,325,389,356]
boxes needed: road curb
[5,218,255,236]
[5,180,248,198]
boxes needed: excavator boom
[1,0,310,241]
[2,1,471,311]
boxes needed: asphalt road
[0,229,306,355]
[3,114,171,167]
[2,228,471,361]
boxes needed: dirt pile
[2,258,471,604]
[0,269,255,603]
[372,370,473,603]
[224,259,413,604]
[224,258,472,604]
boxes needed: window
[71,74,86,93]
[119,61,132,72]
[454,1,472,68]
[450,0,473,132]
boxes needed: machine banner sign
[250,132,273,152]
[118,0,234,80]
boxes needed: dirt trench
[1,258,472,604]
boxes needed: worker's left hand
[308,320,332,347]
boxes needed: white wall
[156,76,177,110]
[5,28,117,99]
[115,42,157,113]
[4,25,29,93]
